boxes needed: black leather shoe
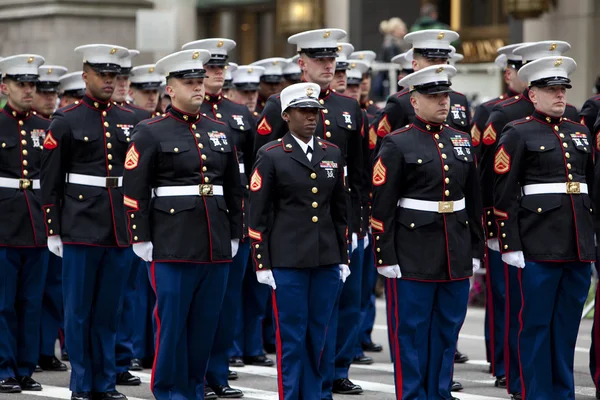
[332,378,363,394]
[229,357,244,367]
[61,349,69,361]
[228,370,238,380]
[361,342,383,352]
[264,343,276,354]
[72,392,92,400]
[597,389,600,400]
[116,371,141,386]
[39,355,68,371]
[352,355,373,365]
[212,385,244,398]
[129,358,142,371]
[0,377,21,393]
[494,376,507,388]
[454,350,469,363]
[93,391,127,400]
[511,393,522,400]
[451,381,463,392]
[205,386,218,400]
[243,355,274,367]
[18,376,42,391]
[34,365,43,373]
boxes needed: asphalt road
[10,301,599,400]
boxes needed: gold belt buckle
[438,201,454,213]
[19,178,32,190]
[566,182,580,194]
[199,184,214,196]
[105,177,119,188]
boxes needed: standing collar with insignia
[531,109,563,125]
[3,102,31,120]
[82,94,113,111]
[31,109,51,119]
[168,104,201,123]
[412,115,444,133]
[204,92,223,104]
[300,77,331,99]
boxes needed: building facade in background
[0,0,597,106]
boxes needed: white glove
[339,264,351,282]
[133,241,154,262]
[256,270,276,290]
[378,264,402,279]
[472,258,481,273]
[363,235,369,249]
[351,233,358,253]
[502,251,525,268]
[231,239,240,258]
[47,235,63,258]
[487,238,500,251]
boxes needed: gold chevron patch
[371,217,384,232]
[372,158,387,186]
[494,146,510,174]
[123,196,139,210]
[377,115,391,137]
[248,227,262,241]
[471,124,481,146]
[125,144,139,170]
[250,169,262,192]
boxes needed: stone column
[324,0,350,36]
[0,0,153,70]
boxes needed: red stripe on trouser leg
[272,289,284,399]
[504,263,511,393]
[149,261,161,394]
[517,268,526,399]
[392,279,402,399]
[593,284,600,386]
[484,247,497,376]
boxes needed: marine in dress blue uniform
[249,82,349,400]
[32,65,70,374]
[109,49,144,388]
[122,49,243,400]
[40,44,138,400]
[222,62,237,99]
[375,31,471,154]
[493,56,593,400]
[227,65,277,369]
[348,50,385,357]
[281,56,302,89]
[251,58,286,114]
[371,65,484,400]
[483,40,572,399]
[474,43,529,387]
[183,37,262,397]
[122,64,164,373]
[0,54,51,393]
[58,71,86,109]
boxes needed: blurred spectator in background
[374,17,410,99]
[410,3,460,48]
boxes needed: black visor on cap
[299,47,338,58]
[117,67,133,77]
[3,74,39,83]
[260,74,283,84]
[411,81,452,95]
[283,73,302,83]
[402,68,414,74]
[233,82,260,91]
[286,96,325,110]
[63,89,86,98]
[507,60,524,70]
[413,48,452,59]
[205,54,228,66]
[168,69,207,79]
[530,76,572,89]
[223,79,233,89]
[347,77,362,86]
[86,62,121,74]
[130,81,162,90]
[335,61,349,71]
[36,81,60,92]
